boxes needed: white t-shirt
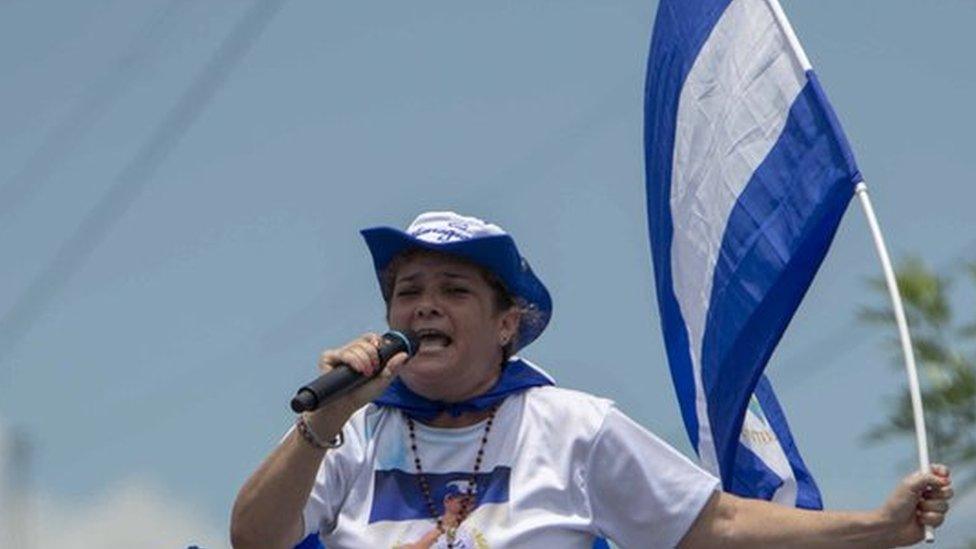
[301,386,719,548]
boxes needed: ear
[497,307,521,346]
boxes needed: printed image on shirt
[392,480,488,548]
[369,467,509,548]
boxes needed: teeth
[415,329,451,347]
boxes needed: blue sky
[1,0,974,546]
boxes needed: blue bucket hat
[361,211,552,351]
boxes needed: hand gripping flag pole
[644,0,933,540]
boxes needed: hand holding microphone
[291,330,418,413]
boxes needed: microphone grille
[386,329,419,357]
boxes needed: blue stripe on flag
[730,440,784,500]
[643,0,732,453]
[701,74,858,493]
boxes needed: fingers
[918,498,949,513]
[319,333,382,376]
[926,485,954,501]
[347,345,378,375]
[931,463,951,480]
[917,510,946,527]
[911,464,952,529]
[384,351,410,377]
[904,469,951,497]
[920,480,953,505]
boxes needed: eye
[394,287,420,297]
[446,285,470,295]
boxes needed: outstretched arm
[679,465,953,548]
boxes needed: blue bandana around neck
[373,357,554,420]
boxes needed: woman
[231,211,953,548]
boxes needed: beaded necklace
[406,404,499,549]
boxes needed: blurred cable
[1,429,32,549]
[0,0,288,368]
[0,0,192,220]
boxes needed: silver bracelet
[296,413,344,450]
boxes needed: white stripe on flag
[669,0,806,474]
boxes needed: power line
[0,0,288,368]
[0,0,192,219]
[48,77,641,455]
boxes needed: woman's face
[387,252,518,401]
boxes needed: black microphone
[290,330,418,413]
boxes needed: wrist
[296,413,343,450]
[305,400,357,436]
[860,509,896,547]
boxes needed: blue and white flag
[643,0,862,509]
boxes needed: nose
[415,302,441,319]
[414,293,442,319]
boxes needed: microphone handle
[290,365,365,413]
[290,330,417,413]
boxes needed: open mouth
[415,328,453,351]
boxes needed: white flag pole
[766,0,936,541]
[855,182,934,543]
